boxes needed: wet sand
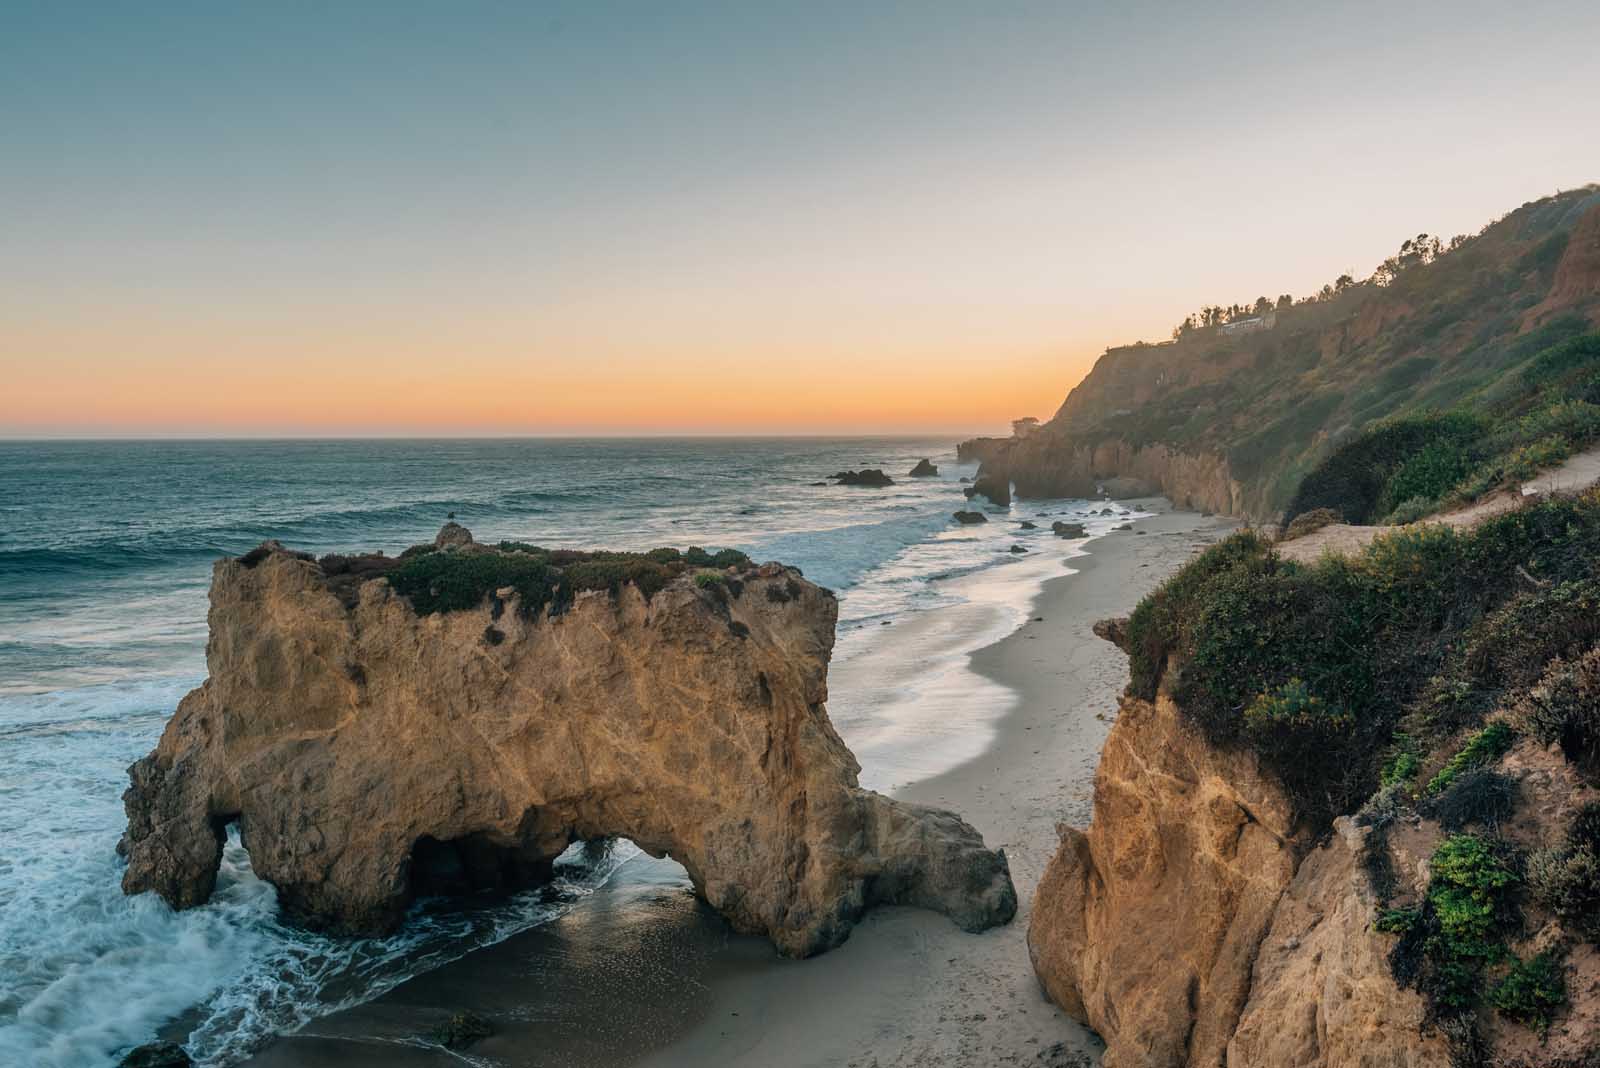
[242,501,1235,1068]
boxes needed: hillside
[985,185,1600,519]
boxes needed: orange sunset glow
[5,4,1598,437]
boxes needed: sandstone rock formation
[1227,819,1448,1068]
[120,529,1015,957]
[1029,691,1304,1068]
[1031,620,1451,1068]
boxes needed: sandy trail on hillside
[1277,443,1600,564]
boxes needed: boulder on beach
[908,458,939,477]
[119,526,1015,959]
[118,1044,193,1068]
[1009,545,1028,554]
[1052,521,1087,538]
[830,469,894,487]
[1018,520,1037,530]
[953,511,988,524]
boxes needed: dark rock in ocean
[431,1010,494,1049]
[953,511,988,524]
[1052,521,1087,538]
[963,486,978,498]
[118,1043,193,1068]
[971,469,1012,507]
[830,469,894,487]
[446,511,456,519]
[909,458,939,477]
[1114,523,1134,531]
[1018,521,1037,530]
[1009,545,1028,554]
[959,476,972,484]
[1098,508,1114,516]
[809,481,828,486]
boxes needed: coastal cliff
[1030,490,1600,1066]
[120,527,1016,957]
[975,187,1600,521]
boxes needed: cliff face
[1027,692,1305,1067]
[993,187,1600,520]
[120,534,1016,957]
[1028,693,1449,1068]
[1003,435,1241,514]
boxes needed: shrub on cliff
[1125,491,1600,821]
[1386,833,1524,1018]
[1489,951,1568,1034]
[1426,722,1515,795]
[1283,412,1485,527]
[1527,803,1600,942]
[1513,648,1600,779]
[387,544,752,619]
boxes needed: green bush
[1285,412,1486,526]
[1521,331,1600,389]
[1382,745,1423,787]
[1428,833,1521,957]
[1377,438,1479,519]
[1489,952,1567,1033]
[693,570,726,589]
[1513,648,1600,778]
[1386,834,1523,1017]
[1427,723,1516,795]
[388,550,567,618]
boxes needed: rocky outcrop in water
[969,468,1012,507]
[830,469,894,487]
[908,458,939,477]
[120,528,1015,957]
[952,511,988,524]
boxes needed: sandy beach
[241,502,1235,1068]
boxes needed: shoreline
[240,500,1236,1068]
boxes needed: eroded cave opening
[406,832,560,899]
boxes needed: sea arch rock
[120,531,1015,957]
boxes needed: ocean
[0,437,1139,1066]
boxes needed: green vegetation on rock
[1489,951,1568,1034]
[1426,723,1516,795]
[384,543,751,619]
[1123,491,1600,821]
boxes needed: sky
[4,1,1599,438]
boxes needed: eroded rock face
[1228,818,1448,1068]
[1027,692,1303,1068]
[120,533,1015,957]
